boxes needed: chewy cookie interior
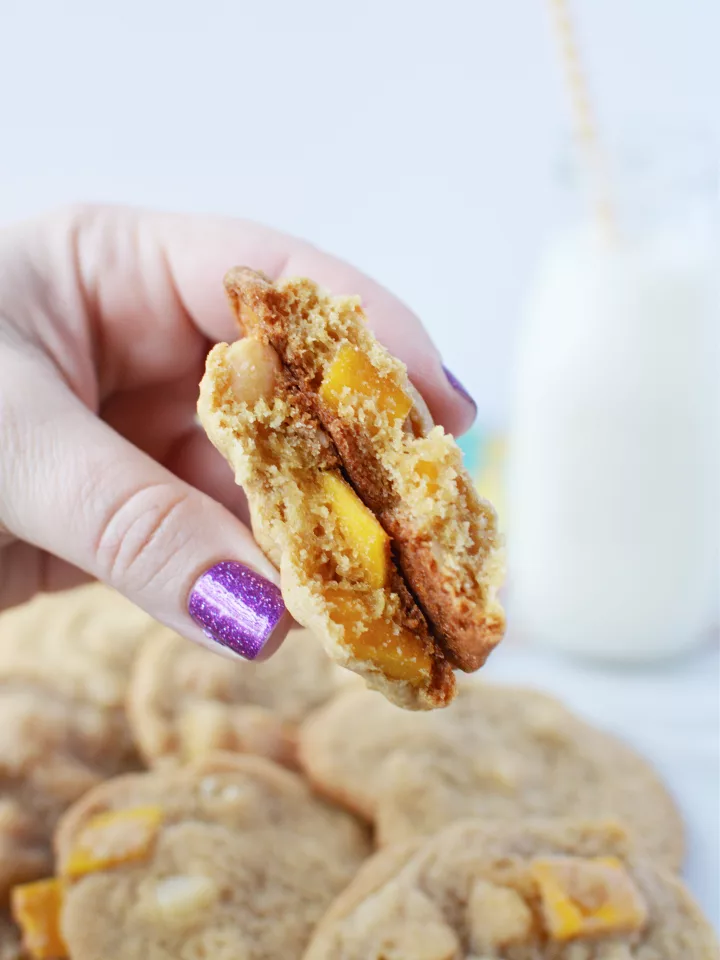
[226,269,505,672]
[198,268,505,709]
[200,339,453,709]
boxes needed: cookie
[127,625,356,768]
[0,582,159,768]
[0,584,161,897]
[304,819,717,959]
[54,753,370,960]
[298,685,684,870]
[199,317,454,711]
[224,268,505,671]
[198,269,504,709]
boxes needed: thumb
[3,364,291,662]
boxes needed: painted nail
[443,365,477,414]
[188,561,286,660]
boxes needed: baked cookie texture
[54,753,370,960]
[298,685,684,870]
[198,268,504,710]
[303,820,718,960]
[127,625,357,769]
[0,584,161,897]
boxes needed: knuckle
[52,201,104,232]
[93,482,191,588]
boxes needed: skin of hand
[0,205,476,660]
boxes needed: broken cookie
[197,270,504,709]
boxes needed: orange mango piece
[531,856,648,941]
[415,460,440,495]
[11,878,67,960]
[63,806,164,878]
[325,587,432,685]
[321,473,389,588]
[319,343,413,424]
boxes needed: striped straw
[547,0,617,239]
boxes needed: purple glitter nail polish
[442,365,477,415]
[188,561,286,660]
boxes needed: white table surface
[478,637,720,928]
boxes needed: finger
[98,374,203,462]
[166,427,252,529]
[1,359,292,662]
[58,206,476,435]
[100,386,252,526]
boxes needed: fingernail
[188,561,286,660]
[442,365,477,414]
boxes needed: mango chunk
[63,806,164,878]
[11,878,67,960]
[415,460,440,495]
[325,587,433,685]
[321,473,389,589]
[319,343,413,424]
[531,856,648,941]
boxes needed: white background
[1,0,718,425]
[1,0,718,929]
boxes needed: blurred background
[0,0,716,424]
[1,0,718,925]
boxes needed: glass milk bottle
[507,140,720,661]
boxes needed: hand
[0,205,476,660]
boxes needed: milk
[507,221,720,660]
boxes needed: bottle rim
[552,125,718,199]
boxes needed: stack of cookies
[0,585,366,960]
[2,271,716,958]
[0,583,716,959]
